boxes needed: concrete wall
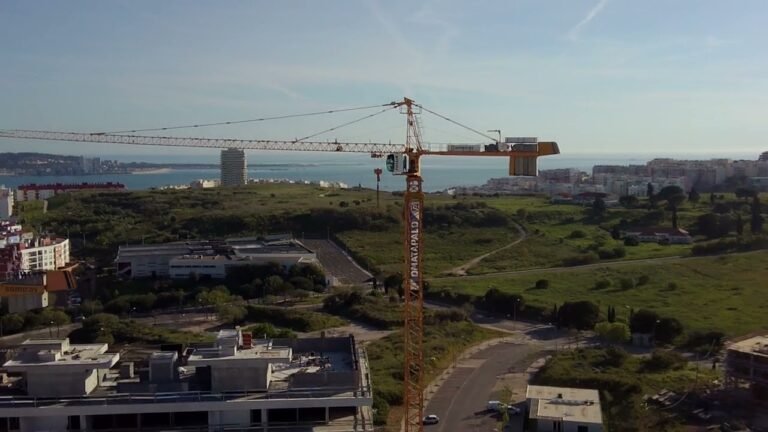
[211,409,251,430]
[27,369,96,397]
[211,365,269,392]
[290,371,359,390]
[273,337,352,353]
[535,419,603,432]
[8,292,48,314]
[20,415,67,432]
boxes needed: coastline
[131,168,174,175]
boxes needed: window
[577,426,588,432]
[8,418,19,431]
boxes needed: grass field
[339,226,521,274]
[431,251,768,336]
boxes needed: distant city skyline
[1,1,767,156]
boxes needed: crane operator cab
[386,153,410,175]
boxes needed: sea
[0,152,757,193]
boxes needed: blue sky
[1,0,767,158]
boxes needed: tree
[688,188,700,205]
[216,304,247,324]
[516,208,528,222]
[656,185,686,229]
[655,317,684,345]
[79,300,103,316]
[592,197,607,218]
[607,305,616,323]
[751,195,764,234]
[735,187,756,201]
[104,297,131,315]
[595,322,630,344]
[710,192,716,205]
[629,309,659,334]
[619,195,639,209]
[264,275,285,296]
[557,301,600,330]
[383,273,403,294]
[1,314,25,334]
[736,213,744,236]
[647,183,655,198]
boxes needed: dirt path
[444,221,527,276]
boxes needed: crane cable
[416,104,499,143]
[94,103,397,135]
[293,105,399,143]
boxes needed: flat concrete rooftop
[4,339,119,370]
[527,385,603,425]
[728,335,768,357]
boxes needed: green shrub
[246,305,345,332]
[568,230,587,239]
[619,278,635,290]
[594,279,611,290]
[642,350,688,372]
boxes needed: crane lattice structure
[1,97,559,432]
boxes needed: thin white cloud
[568,0,610,41]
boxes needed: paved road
[301,238,372,285]
[0,324,79,346]
[425,341,537,432]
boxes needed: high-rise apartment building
[220,148,247,187]
[0,186,12,219]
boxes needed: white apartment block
[0,187,12,220]
[526,385,603,432]
[0,331,373,432]
[220,148,247,187]
[20,238,70,272]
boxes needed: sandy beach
[131,168,174,175]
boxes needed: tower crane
[0,97,559,432]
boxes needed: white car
[423,414,440,425]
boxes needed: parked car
[487,400,504,411]
[423,415,439,425]
[507,406,521,415]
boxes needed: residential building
[0,186,12,219]
[0,268,78,313]
[116,236,317,279]
[220,148,247,187]
[725,335,768,389]
[539,168,584,184]
[190,179,219,189]
[1,224,69,280]
[0,331,372,432]
[20,237,71,272]
[15,182,125,202]
[79,156,101,174]
[622,227,692,244]
[526,385,603,432]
